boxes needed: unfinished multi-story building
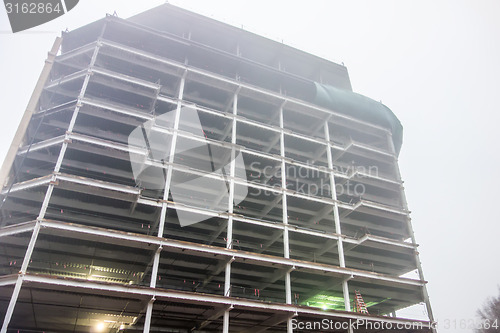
[0,4,435,333]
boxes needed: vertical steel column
[324,121,351,311]
[279,104,293,333]
[143,70,187,333]
[143,246,162,333]
[279,105,290,261]
[157,69,186,238]
[0,43,102,333]
[222,89,238,333]
[142,298,156,333]
[0,221,41,333]
[44,42,101,213]
[386,133,436,331]
[222,308,230,333]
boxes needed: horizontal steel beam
[3,177,412,253]
[28,100,400,193]
[82,97,153,121]
[33,220,424,288]
[17,135,66,155]
[349,141,395,159]
[33,100,78,117]
[0,221,36,238]
[91,67,160,90]
[99,39,390,135]
[3,173,140,197]
[56,173,140,195]
[45,69,88,89]
[0,274,17,287]
[1,174,54,193]
[55,42,98,63]
[20,272,431,327]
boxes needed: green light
[302,293,391,312]
[301,294,346,311]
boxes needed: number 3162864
[5,2,62,14]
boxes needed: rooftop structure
[0,4,434,332]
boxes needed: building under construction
[0,4,435,333]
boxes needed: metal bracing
[0,221,422,326]
[54,41,97,63]
[44,69,88,88]
[0,224,414,279]
[2,273,432,328]
[1,179,415,250]
[240,312,293,333]
[82,97,154,120]
[0,221,36,238]
[98,39,390,136]
[0,221,41,333]
[3,172,140,197]
[257,229,283,254]
[386,132,436,330]
[21,98,403,197]
[324,121,351,311]
[91,67,161,90]
[195,305,232,331]
[2,175,414,262]
[0,16,433,330]
[34,219,422,283]
[160,93,356,157]
[1,41,102,333]
[348,140,395,160]
[16,134,66,155]
[32,99,77,118]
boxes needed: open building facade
[0,4,435,333]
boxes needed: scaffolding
[0,4,435,333]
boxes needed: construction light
[96,322,105,332]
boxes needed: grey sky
[1,1,499,331]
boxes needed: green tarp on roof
[314,83,403,155]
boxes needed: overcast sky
[1,1,500,332]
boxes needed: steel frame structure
[0,4,435,333]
